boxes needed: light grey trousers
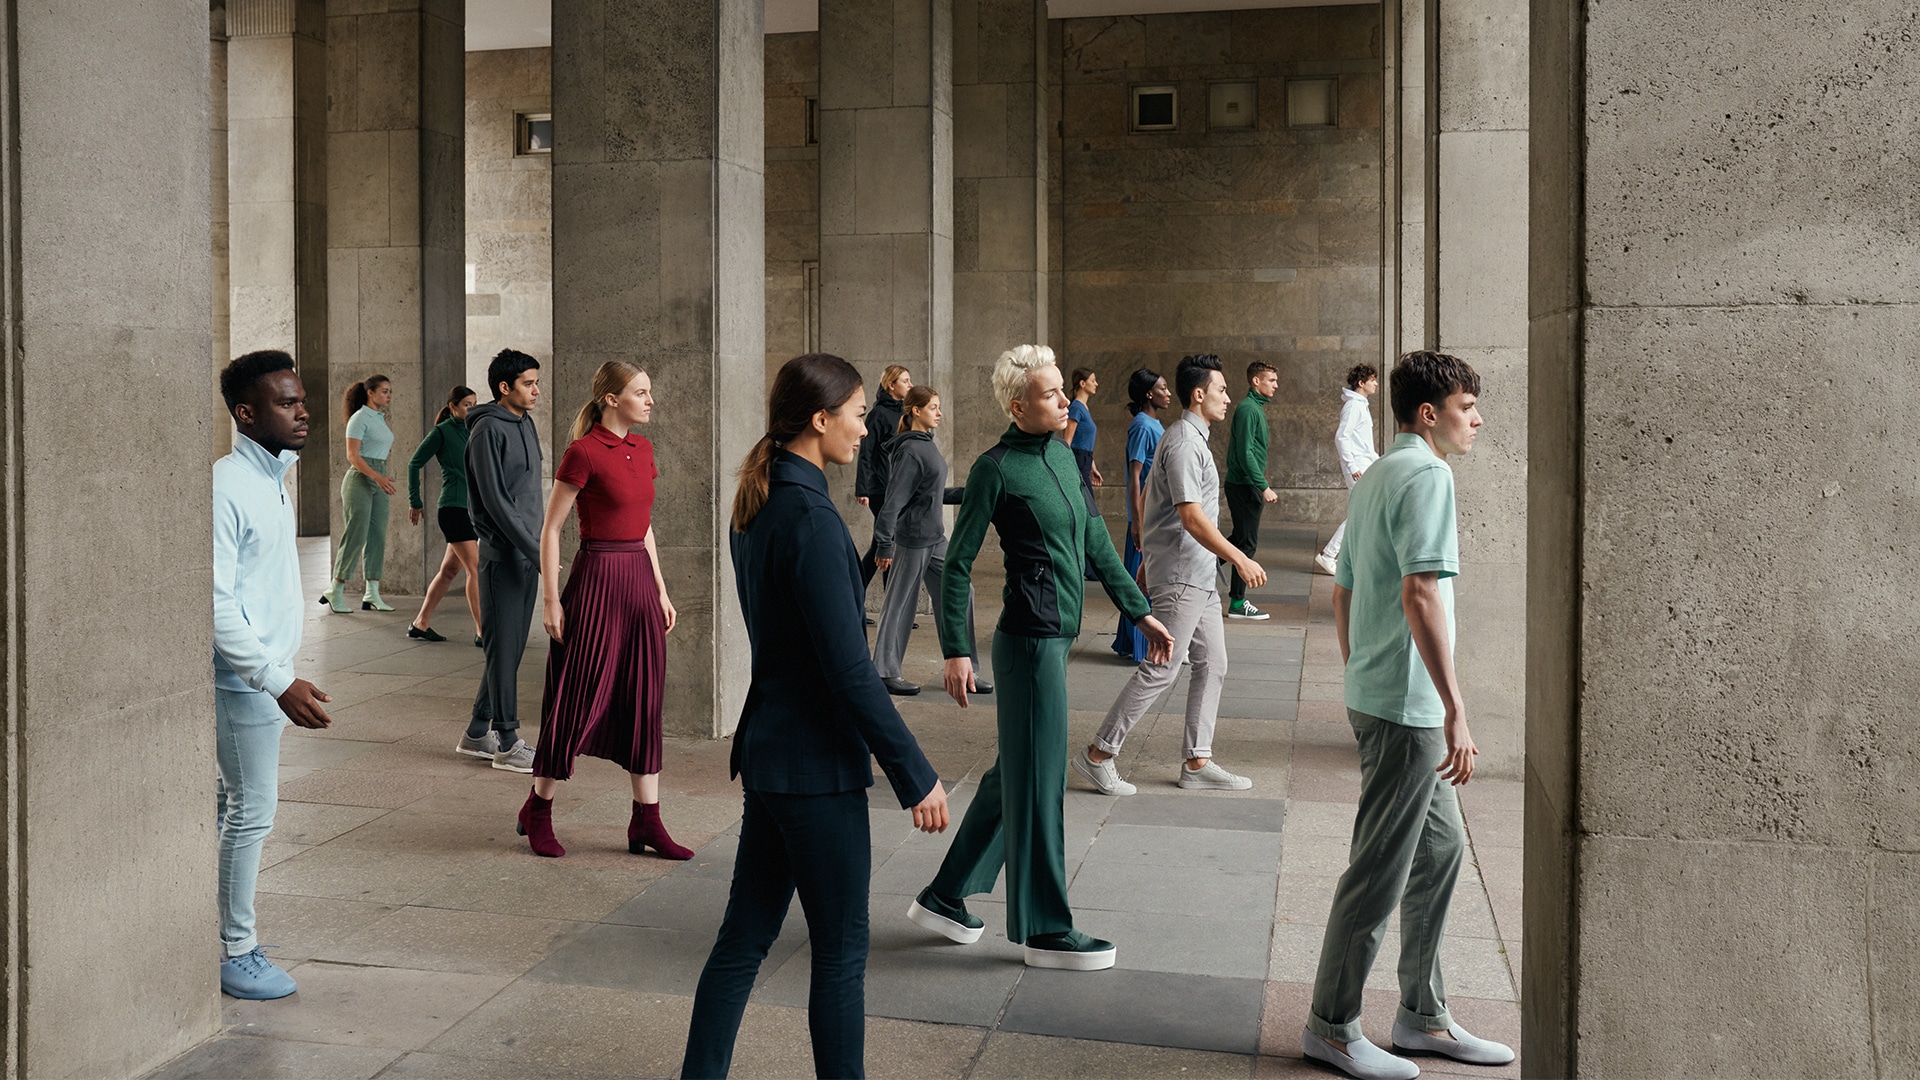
[1308,709,1464,1043]
[1091,580,1226,760]
[872,539,977,679]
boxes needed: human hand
[409,507,423,526]
[1091,465,1104,486]
[1261,488,1278,504]
[1236,557,1268,590]
[1438,709,1478,786]
[660,594,677,634]
[875,557,893,572]
[542,598,564,642]
[1138,616,1175,665]
[1353,471,1364,482]
[277,679,334,729]
[377,475,397,496]
[858,496,869,507]
[911,780,950,833]
[943,657,976,708]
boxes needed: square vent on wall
[1208,81,1257,130]
[1131,85,1177,132]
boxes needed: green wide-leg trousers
[333,460,389,583]
[928,633,1074,944]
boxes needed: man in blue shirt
[213,351,335,999]
[1301,351,1514,1080]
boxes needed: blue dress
[1111,412,1164,660]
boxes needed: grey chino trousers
[1091,580,1227,760]
[871,539,977,680]
[468,552,538,744]
[1308,708,1464,1043]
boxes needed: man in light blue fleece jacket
[213,350,335,1001]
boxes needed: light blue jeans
[216,687,287,958]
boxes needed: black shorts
[438,506,477,544]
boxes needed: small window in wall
[1208,81,1258,131]
[516,112,553,155]
[802,260,821,353]
[1285,78,1337,127]
[1130,85,1178,132]
[805,97,820,146]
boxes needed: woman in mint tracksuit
[323,374,397,613]
[907,346,1171,972]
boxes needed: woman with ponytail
[321,374,396,614]
[1111,367,1171,661]
[513,361,686,862]
[682,353,948,1080]
[404,385,481,643]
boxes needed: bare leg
[631,771,660,804]
[452,540,482,637]
[412,545,462,630]
[533,775,560,799]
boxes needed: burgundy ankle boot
[629,801,693,860]
[516,788,565,857]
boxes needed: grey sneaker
[456,731,500,759]
[491,739,535,773]
[1179,760,1252,791]
[1072,746,1137,796]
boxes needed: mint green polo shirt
[1334,433,1459,726]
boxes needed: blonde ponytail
[572,360,645,442]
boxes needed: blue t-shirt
[1067,399,1097,451]
[1123,412,1164,524]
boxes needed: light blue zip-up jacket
[213,433,303,698]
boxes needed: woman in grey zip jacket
[870,386,986,697]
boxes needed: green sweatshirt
[407,415,470,511]
[1226,387,1271,487]
[940,424,1151,657]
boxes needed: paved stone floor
[151,521,1521,1079]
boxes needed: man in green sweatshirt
[1225,360,1280,619]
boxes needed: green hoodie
[1226,387,1271,487]
[407,415,470,511]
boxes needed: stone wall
[764,33,821,386]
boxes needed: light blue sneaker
[220,946,297,1000]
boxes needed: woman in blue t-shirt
[1111,368,1171,661]
[322,375,397,614]
[1064,367,1104,490]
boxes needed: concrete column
[231,0,328,530]
[327,0,464,581]
[552,0,765,738]
[1528,2,1916,1075]
[951,0,1047,467]
[213,2,233,459]
[0,2,219,1075]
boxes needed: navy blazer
[729,449,940,807]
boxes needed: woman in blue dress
[1111,368,1171,661]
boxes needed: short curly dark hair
[1345,363,1378,390]
[219,350,296,414]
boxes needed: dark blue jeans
[682,788,872,1079]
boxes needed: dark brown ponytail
[435,384,476,425]
[732,353,864,531]
[343,373,391,420]
[895,385,936,433]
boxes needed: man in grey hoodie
[458,348,544,772]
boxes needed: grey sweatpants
[1092,580,1226,760]
[872,539,978,679]
[1308,708,1465,1043]
[468,552,538,744]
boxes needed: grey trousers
[872,539,977,679]
[1308,709,1464,1043]
[1091,581,1226,760]
[468,552,539,743]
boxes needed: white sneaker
[1226,601,1270,621]
[1302,1030,1419,1080]
[1072,746,1136,796]
[491,739,535,773]
[1390,1021,1514,1065]
[1179,760,1251,791]
[1314,553,1339,576]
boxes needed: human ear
[812,409,830,435]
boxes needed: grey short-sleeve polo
[1141,412,1221,589]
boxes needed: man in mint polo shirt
[1300,351,1514,1080]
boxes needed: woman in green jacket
[405,384,481,643]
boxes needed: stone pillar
[231,0,328,530]
[213,2,233,460]
[327,0,464,580]
[951,0,1047,467]
[552,0,765,738]
[1528,2,1916,1075]
[0,2,219,1075]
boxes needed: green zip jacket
[407,416,470,511]
[1226,387,1271,487]
[940,424,1151,657]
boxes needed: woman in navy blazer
[682,354,950,1080]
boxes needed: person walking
[321,374,397,613]
[515,362,692,861]
[1301,351,1512,1080]
[682,353,949,1080]
[1076,354,1265,798]
[406,384,482,644]
[458,349,544,773]
[1110,368,1171,661]
[907,345,1172,972]
[1315,364,1380,576]
[1225,360,1280,620]
[854,364,911,603]
[870,385,988,698]
[213,350,335,1000]
[1064,366,1103,490]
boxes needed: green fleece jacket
[407,415,470,511]
[940,424,1151,657]
[1226,388,1271,487]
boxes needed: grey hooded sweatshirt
[464,401,543,564]
[872,429,964,559]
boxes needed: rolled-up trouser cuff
[1396,1003,1452,1033]
[1308,1011,1363,1044]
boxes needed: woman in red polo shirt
[515,360,693,860]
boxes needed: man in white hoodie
[213,350,336,999]
[1315,364,1380,576]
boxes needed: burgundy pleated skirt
[533,539,667,780]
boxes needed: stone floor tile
[1000,968,1265,1054]
[408,853,658,921]
[257,845,487,906]
[602,874,739,932]
[1069,860,1277,917]
[251,893,401,962]
[1280,835,1360,878]
[280,736,387,771]
[268,801,389,847]
[1297,681,1344,703]
[318,904,588,977]
[1254,1052,1340,1078]
[375,1050,633,1079]
[335,732,517,780]
[1215,694,1301,721]
[1070,907,1274,980]
[222,962,509,1050]
[276,768,447,811]
[326,809,526,856]
[1258,980,1411,1059]
[419,981,694,1076]
[1082,822,1284,869]
[146,1035,402,1080]
[1104,792,1288,833]
[971,1031,1255,1078]
[524,920,801,997]
[727,1007,986,1080]
[754,914,1025,1027]
[1470,842,1523,897]
[1282,799,1362,840]
[1285,766,1363,804]
[1294,699,1349,724]
[260,840,312,871]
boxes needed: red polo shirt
[555,424,658,541]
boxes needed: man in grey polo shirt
[1076,354,1266,795]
